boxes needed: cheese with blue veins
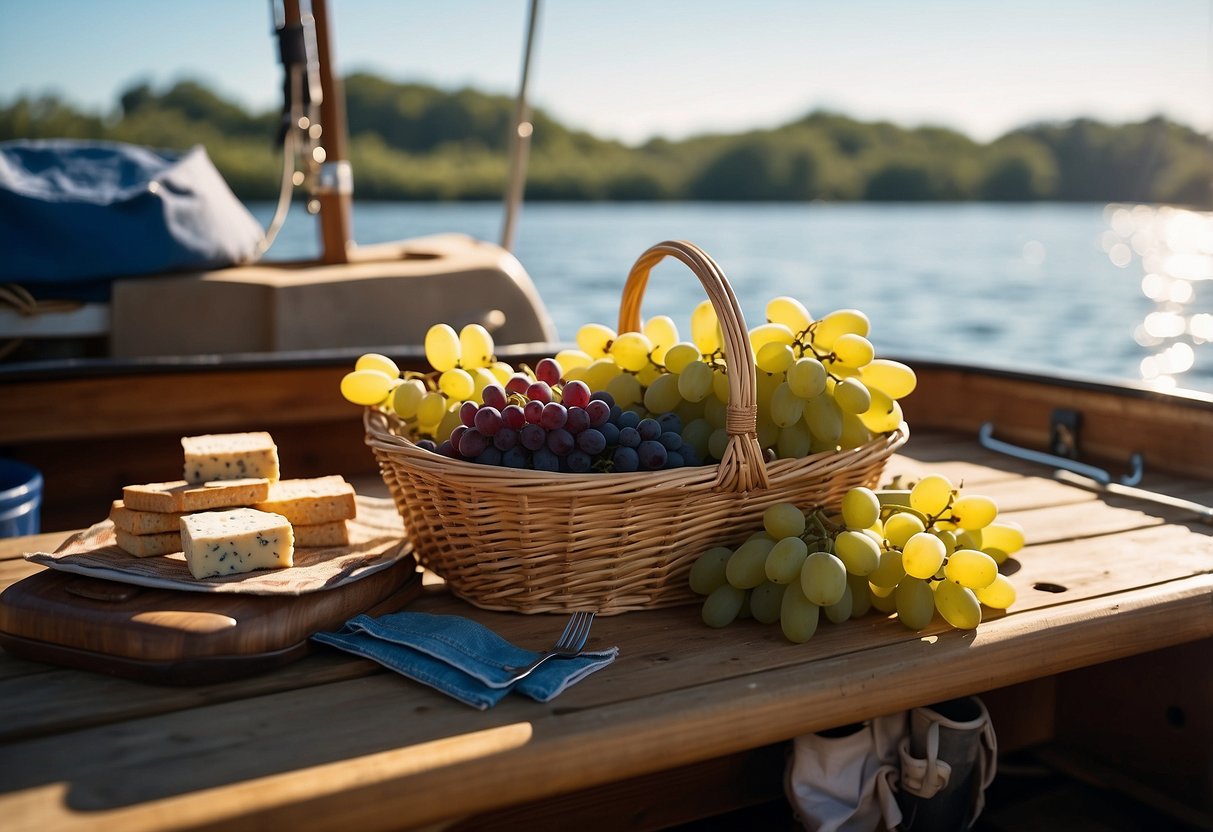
[180,508,294,579]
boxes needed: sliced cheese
[253,476,356,525]
[293,520,350,548]
[180,509,294,579]
[109,500,184,535]
[122,479,270,513]
[182,432,280,484]
[115,528,181,558]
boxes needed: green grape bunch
[688,475,1024,643]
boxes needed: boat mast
[309,0,353,264]
[501,0,541,253]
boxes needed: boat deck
[1,427,1210,831]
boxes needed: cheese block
[181,432,280,484]
[109,500,184,535]
[293,520,350,548]
[253,476,357,525]
[180,509,294,579]
[123,479,271,514]
[115,528,181,558]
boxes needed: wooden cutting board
[0,556,422,684]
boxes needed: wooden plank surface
[0,431,1210,831]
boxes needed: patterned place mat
[24,496,413,596]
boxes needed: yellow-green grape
[470,367,497,401]
[869,548,906,589]
[340,369,395,406]
[611,331,654,372]
[489,361,516,384]
[910,474,955,517]
[902,532,947,580]
[933,529,958,557]
[702,584,746,628]
[643,315,680,364]
[704,396,727,428]
[981,521,1026,564]
[391,378,427,418]
[437,406,462,444]
[678,360,715,403]
[708,427,729,460]
[663,342,701,374]
[424,323,461,372]
[944,549,999,589]
[839,413,874,450]
[458,324,495,369]
[801,551,847,606]
[726,537,777,589]
[833,377,872,415]
[951,495,999,531]
[813,309,871,350]
[691,300,721,354]
[862,358,917,400]
[776,423,811,459]
[582,358,622,392]
[767,295,812,332]
[637,363,664,387]
[804,393,843,445]
[416,390,447,433]
[934,579,982,629]
[883,511,926,549]
[711,367,730,403]
[834,336,875,371]
[848,573,872,618]
[756,342,795,374]
[438,368,475,401]
[355,352,400,378]
[769,382,805,428]
[869,582,898,613]
[576,323,616,359]
[858,388,903,434]
[841,487,880,530]
[689,546,733,595]
[787,357,827,399]
[605,372,643,408]
[750,322,795,353]
[750,580,787,624]
[974,573,1017,609]
[780,581,821,643]
[764,502,806,539]
[756,413,779,451]
[765,536,809,584]
[896,577,936,631]
[824,583,854,624]
[644,372,684,413]
[554,349,592,373]
[834,530,880,575]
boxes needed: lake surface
[252,202,1213,395]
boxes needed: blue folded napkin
[313,612,618,709]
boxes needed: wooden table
[2,431,1211,831]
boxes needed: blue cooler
[0,460,42,537]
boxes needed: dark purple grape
[576,428,606,455]
[637,440,668,470]
[493,426,519,451]
[505,374,531,395]
[585,399,610,427]
[524,399,544,424]
[564,407,590,434]
[539,402,568,430]
[532,447,560,471]
[664,451,685,469]
[450,424,468,447]
[657,412,683,434]
[608,404,623,423]
[475,447,502,466]
[459,400,479,427]
[659,431,683,451]
[637,418,661,441]
[619,426,641,448]
[416,438,439,453]
[527,380,553,403]
[546,428,575,456]
[502,446,528,468]
[458,428,488,458]
[502,403,526,430]
[436,439,457,457]
[599,422,620,446]
[566,450,592,473]
[535,358,563,386]
[561,379,591,409]
[520,423,546,451]
[681,445,702,466]
[612,446,640,473]
[474,405,502,436]
[617,410,640,429]
[482,384,507,410]
[590,390,616,408]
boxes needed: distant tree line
[2,73,1210,206]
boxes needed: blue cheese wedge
[181,432,280,484]
[180,508,294,579]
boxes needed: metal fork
[502,611,595,683]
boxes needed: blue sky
[2,0,1210,144]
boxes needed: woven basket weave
[365,240,907,615]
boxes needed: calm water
[252,202,1213,394]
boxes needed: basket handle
[618,240,769,492]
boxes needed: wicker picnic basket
[365,240,908,615]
